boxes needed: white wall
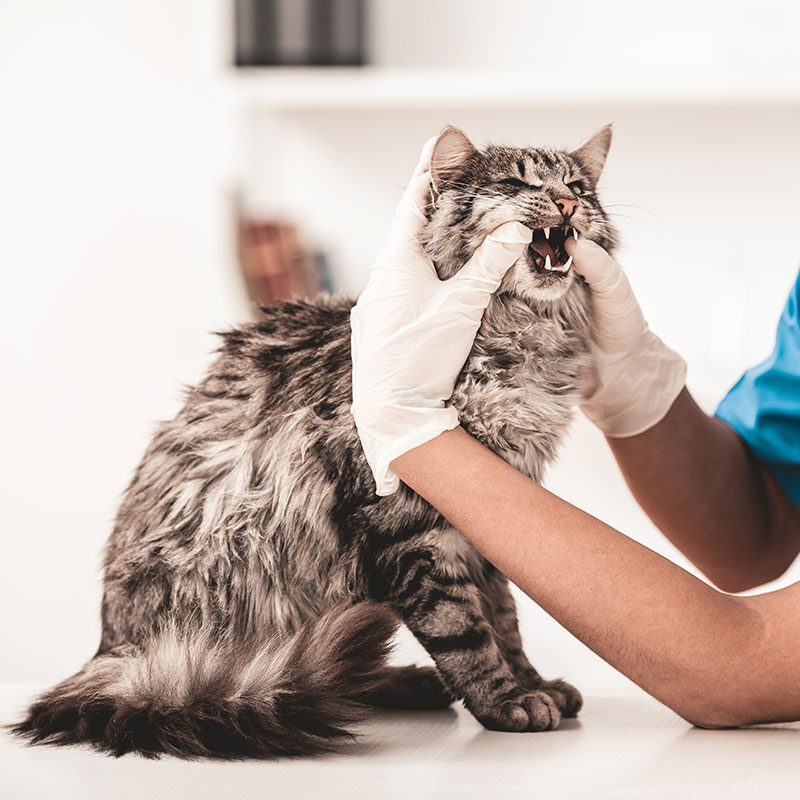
[0,0,247,682]
[2,1,800,701]
[370,0,799,80]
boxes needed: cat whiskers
[603,203,665,222]
[603,211,661,236]
[590,220,623,247]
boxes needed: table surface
[2,684,799,800]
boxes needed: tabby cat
[15,125,618,758]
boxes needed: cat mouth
[527,225,578,276]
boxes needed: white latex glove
[351,138,532,496]
[565,237,687,437]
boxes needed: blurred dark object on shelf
[237,214,333,309]
[234,0,366,67]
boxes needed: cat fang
[528,225,578,274]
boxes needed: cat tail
[11,602,398,759]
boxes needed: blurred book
[234,0,366,67]
[237,213,333,309]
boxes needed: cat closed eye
[499,177,529,188]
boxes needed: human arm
[607,387,800,592]
[392,426,800,728]
[566,238,800,592]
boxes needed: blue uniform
[716,270,800,508]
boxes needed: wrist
[352,402,460,496]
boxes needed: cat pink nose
[555,197,578,219]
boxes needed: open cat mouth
[528,225,579,276]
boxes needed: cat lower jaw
[494,274,583,311]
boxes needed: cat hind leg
[360,664,454,710]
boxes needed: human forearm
[393,427,791,727]
[608,388,800,591]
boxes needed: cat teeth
[572,227,579,240]
[544,227,551,240]
[542,253,572,272]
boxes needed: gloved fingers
[565,237,624,294]
[412,134,438,178]
[450,221,532,291]
[371,238,439,285]
[390,135,438,238]
[390,171,433,240]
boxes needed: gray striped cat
[15,125,617,759]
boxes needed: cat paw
[478,690,562,732]
[538,678,583,718]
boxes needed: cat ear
[430,126,477,195]
[570,124,612,187]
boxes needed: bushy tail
[12,603,398,759]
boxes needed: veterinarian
[350,136,800,728]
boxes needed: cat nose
[555,197,578,219]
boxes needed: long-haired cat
[14,125,617,758]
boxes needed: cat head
[421,125,618,303]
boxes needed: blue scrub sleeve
[715,270,800,508]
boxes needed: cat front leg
[479,563,583,718]
[374,533,562,732]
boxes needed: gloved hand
[351,138,532,496]
[564,237,687,437]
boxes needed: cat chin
[500,261,575,304]
[516,280,574,303]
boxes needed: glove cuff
[353,406,460,496]
[581,331,687,438]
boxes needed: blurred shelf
[226,67,800,110]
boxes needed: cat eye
[498,177,529,189]
[568,181,585,196]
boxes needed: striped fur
[14,127,617,757]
